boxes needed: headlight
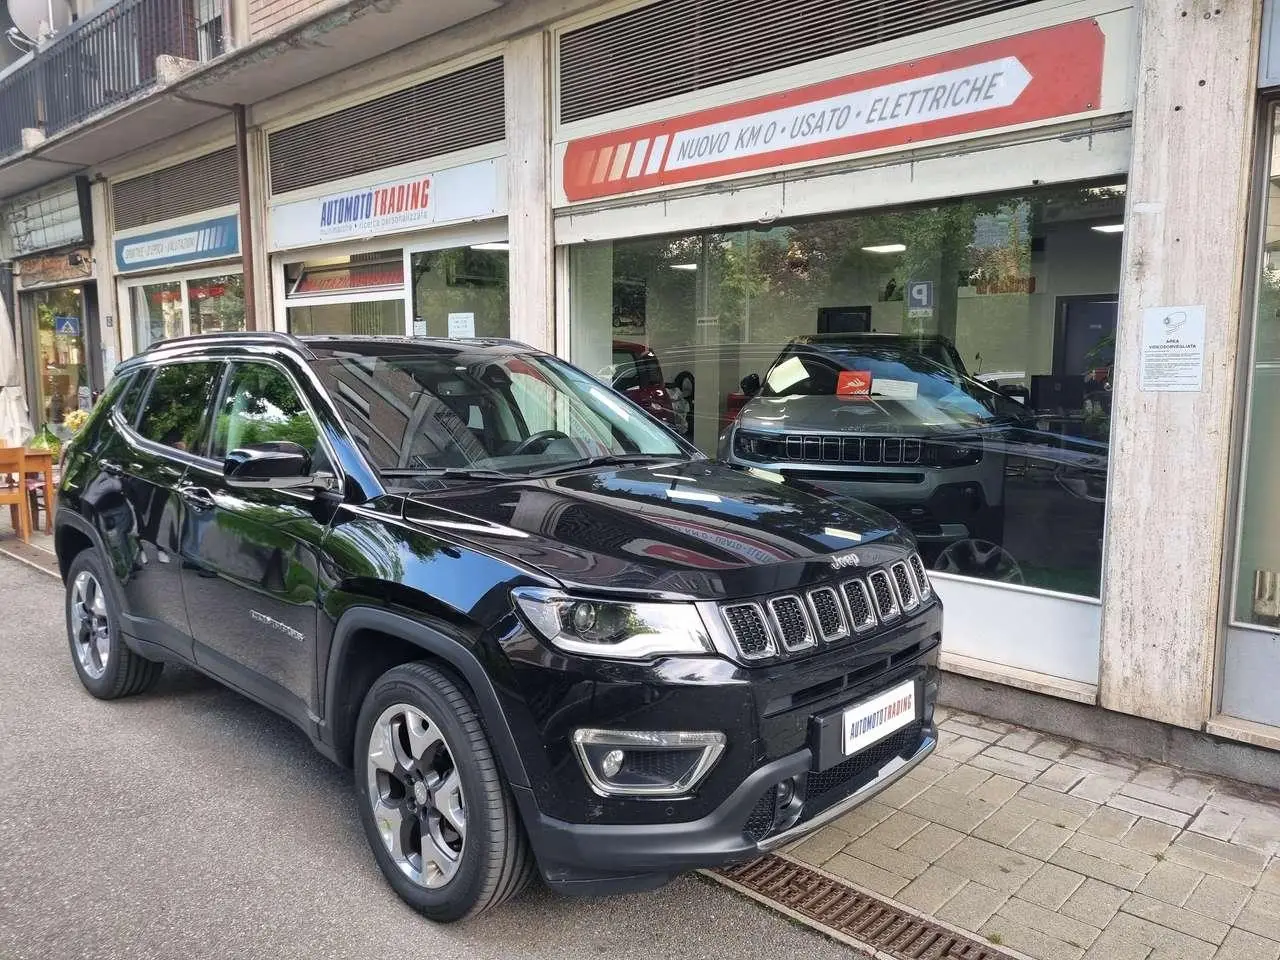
[512,587,713,659]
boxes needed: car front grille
[736,430,924,466]
[719,554,932,662]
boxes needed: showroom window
[127,272,245,351]
[569,182,1125,596]
[284,251,406,337]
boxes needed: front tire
[354,662,535,922]
[64,550,163,699]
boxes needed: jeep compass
[55,332,940,921]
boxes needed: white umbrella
[0,295,32,448]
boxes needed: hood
[399,460,912,600]
[736,394,999,434]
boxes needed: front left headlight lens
[512,587,713,659]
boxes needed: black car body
[54,333,940,920]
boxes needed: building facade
[0,0,1276,753]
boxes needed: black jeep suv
[54,332,940,922]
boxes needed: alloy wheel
[366,703,467,889]
[70,570,111,680]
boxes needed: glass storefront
[569,183,1125,596]
[125,270,245,351]
[24,285,88,428]
[282,241,510,339]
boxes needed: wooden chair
[0,446,31,543]
[23,450,56,533]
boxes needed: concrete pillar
[1099,0,1263,728]
[504,32,554,353]
[244,123,273,332]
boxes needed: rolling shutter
[268,57,506,195]
[112,147,238,232]
[559,0,1043,124]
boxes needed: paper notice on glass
[871,378,919,400]
[412,317,427,337]
[448,312,476,339]
[1140,305,1205,392]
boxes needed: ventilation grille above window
[559,0,1042,124]
[112,147,238,232]
[269,58,506,195]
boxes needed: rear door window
[116,372,148,425]
[136,361,223,454]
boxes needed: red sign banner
[562,19,1105,203]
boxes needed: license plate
[842,681,917,757]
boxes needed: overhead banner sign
[561,19,1105,203]
[114,214,240,272]
[269,158,503,251]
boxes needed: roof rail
[141,331,313,357]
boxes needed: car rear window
[136,361,223,454]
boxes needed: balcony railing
[0,0,225,159]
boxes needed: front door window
[27,286,87,430]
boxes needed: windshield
[761,343,1022,425]
[310,348,688,477]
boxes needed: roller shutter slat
[268,58,505,195]
[112,147,238,232]
[559,0,1041,124]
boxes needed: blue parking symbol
[906,281,934,311]
[54,315,80,337]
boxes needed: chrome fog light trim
[571,729,726,798]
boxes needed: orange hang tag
[837,370,873,397]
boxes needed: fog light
[777,778,795,806]
[572,729,726,798]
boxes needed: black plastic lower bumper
[519,719,937,895]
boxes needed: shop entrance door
[1054,296,1118,377]
[21,284,96,431]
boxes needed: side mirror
[741,373,761,396]
[224,441,315,490]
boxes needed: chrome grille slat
[842,579,877,633]
[891,561,919,611]
[909,552,933,599]
[867,569,901,622]
[768,596,815,652]
[722,603,775,660]
[806,586,848,642]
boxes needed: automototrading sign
[561,19,1106,202]
[114,214,240,272]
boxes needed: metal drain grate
[715,855,1016,960]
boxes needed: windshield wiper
[380,467,512,481]
[522,454,681,477]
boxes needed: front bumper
[519,675,938,894]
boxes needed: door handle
[179,486,216,512]
[101,462,123,476]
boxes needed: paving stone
[1203,793,1280,825]
[1028,737,1074,762]
[937,735,988,762]
[1069,774,1126,804]
[1088,911,1217,960]
[832,799,893,837]
[934,765,993,796]
[1079,806,1138,841]
[1121,817,1179,856]
[1107,793,1192,828]
[1187,874,1252,923]
[1059,749,1141,782]
[1050,845,1145,891]
[1233,819,1280,857]
[1061,877,1131,927]
[1036,763,1088,794]
[1121,892,1230,945]
[1190,805,1244,842]
[1259,861,1280,896]
[1164,838,1266,886]
[1065,831,1159,875]
[903,785,1002,834]
[844,835,929,880]
[1213,928,1280,960]
[1173,830,1271,870]
[874,775,930,809]
[898,822,965,864]
[945,721,1003,744]
[1010,820,1072,861]
[1083,929,1158,960]
[1016,783,1098,826]
[788,826,851,866]
[978,915,1085,960]
[971,752,1045,783]
[824,852,909,898]
[974,805,1037,847]
[1129,763,1180,791]
[903,757,953,787]
[1135,859,1204,906]
[996,730,1040,752]
[864,810,929,849]
[1018,862,1086,911]
[934,880,1008,931]
[998,895,1102,948]
[896,864,968,914]
[971,773,1022,807]
[1118,781,1205,815]
[936,836,1042,893]
[1237,891,1280,942]
[983,745,1053,773]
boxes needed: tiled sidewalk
[784,708,1280,960]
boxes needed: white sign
[665,58,1030,174]
[1140,305,1206,392]
[448,313,476,339]
[871,378,920,400]
[842,680,917,756]
[269,158,504,251]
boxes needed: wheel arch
[323,607,530,789]
[54,511,104,583]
